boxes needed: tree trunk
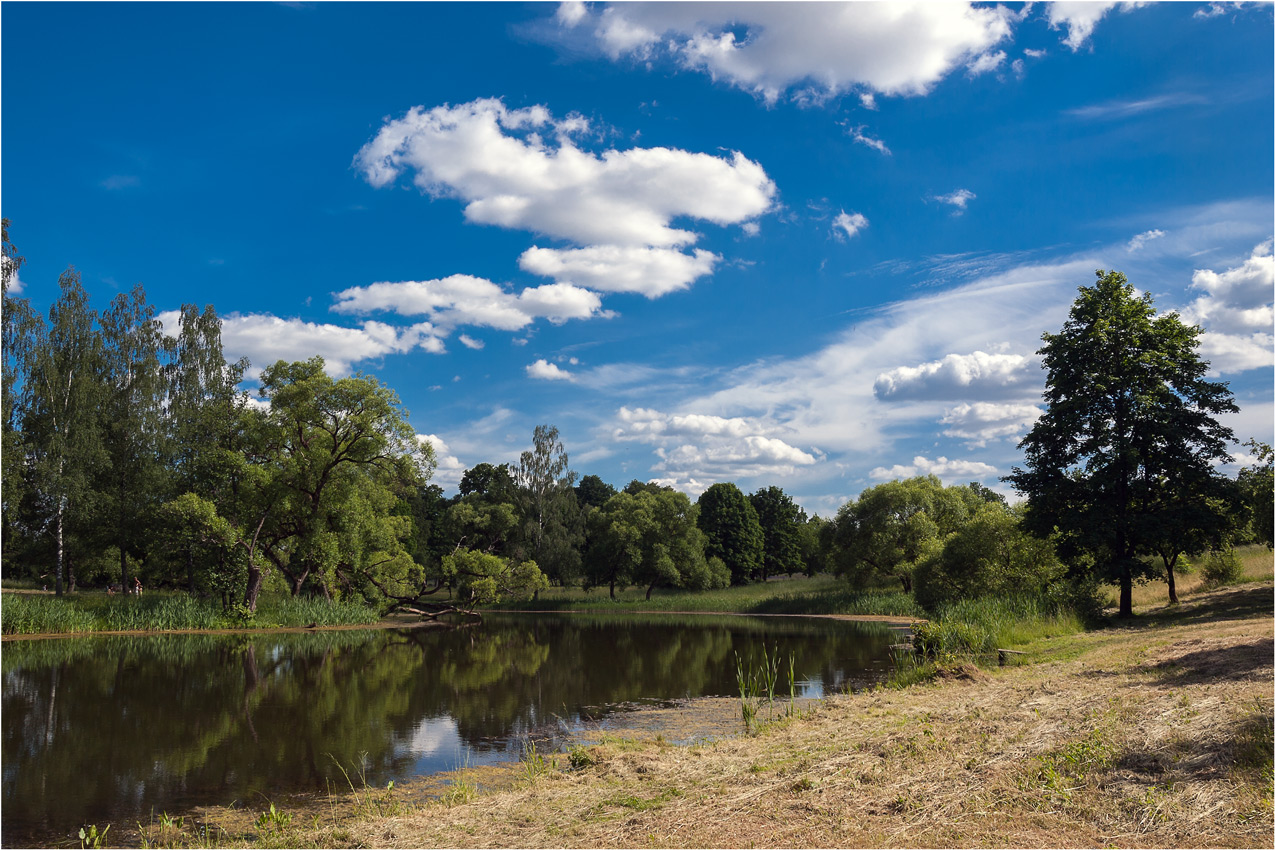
[609,579,616,600]
[120,546,131,598]
[1119,559,1133,618]
[244,561,263,612]
[54,505,64,597]
[646,583,655,601]
[187,549,196,595]
[1165,555,1178,605]
[899,574,912,593]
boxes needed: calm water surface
[2,613,897,844]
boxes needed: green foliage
[514,425,583,586]
[833,476,973,592]
[735,643,794,733]
[749,486,806,579]
[587,487,714,598]
[913,503,1066,611]
[911,594,1087,661]
[1008,270,1237,617]
[78,823,110,849]
[1237,439,1274,548]
[443,548,549,606]
[697,482,764,584]
[1201,547,1244,586]
[254,801,293,833]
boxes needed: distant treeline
[4,223,1270,619]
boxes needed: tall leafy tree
[2,219,38,568]
[96,284,168,593]
[21,269,106,594]
[696,482,763,585]
[248,358,433,605]
[832,476,971,592]
[164,303,249,592]
[587,488,722,599]
[749,486,806,579]
[1007,271,1236,617]
[1237,439,1273,548]
[513,424,582,586]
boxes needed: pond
[1,613,900,845]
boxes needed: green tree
[697,482,763,585]
[587,488,721,599]
[96,284,168,593]
[832,476,970,592]
[912,503,1065,611]
[749,486,806,579]
[1,219,38,571]
[513,425,583,586]
[21,270,106,594]
[1237,439,1273,548]
[797,514,833,577]
[575,474,616,510]
[241,358,433,609]
[1007,270,1236,617]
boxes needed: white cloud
[612,406,818,487]
[934,188,976,213]
[1,254,22,294]
[1179,241,1275,373]
[1127,229,1166,252]
[833,211,869,241]
[354,98,775,249]
[555,0,588,28]
[1066,93,1204,120]
[845,124,891,156]
[869,455,998,482]
[941,402,1041,448]
[859,93,878,110]
[966,50,1006,76]
[1047,1,1129,51]
[527,358,575,381]
[158,310,430,378]
[558,2,1016,101]
[519,244,718,298]
[874,351,1035,401]
[331,275,607,330]
[418,433,465,490]
[458,334,484,350]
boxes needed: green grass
[0,590,380,635]
[483,574,924,618]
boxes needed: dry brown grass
[155,575,1273,850]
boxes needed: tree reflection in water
[1,614,894,844]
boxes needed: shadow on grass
[1148,638,1273,685]
[1107,584,1273,632]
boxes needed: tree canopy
[1007,270,1237,617]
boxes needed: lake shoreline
[122,580,1273,849]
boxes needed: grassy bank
[0,590,381,635]
[107,551,1272,849]
[486,573,925,618]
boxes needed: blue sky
[4,1,1272,515]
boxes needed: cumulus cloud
[527,359,575,381]
[556,2,1016,101]
[833,211,869,241]
[845,124,891,156]
[874,351,1035,401]
[869,455,998,482]
[458,334,484,350]
[933,188,976,213]
[1047,1,1128,51]
[612,406,818,488]
[418,433,465,490]
[1127,229,1166,252]
[354,98,775,249]
[157,310,430,378]
[941,402,1041,447]
[331,275,608,330]
[519,245,717,298]
[966,50,1006,76]
[1179,241,1275,373]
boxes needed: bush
[1201,547,1243,586]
